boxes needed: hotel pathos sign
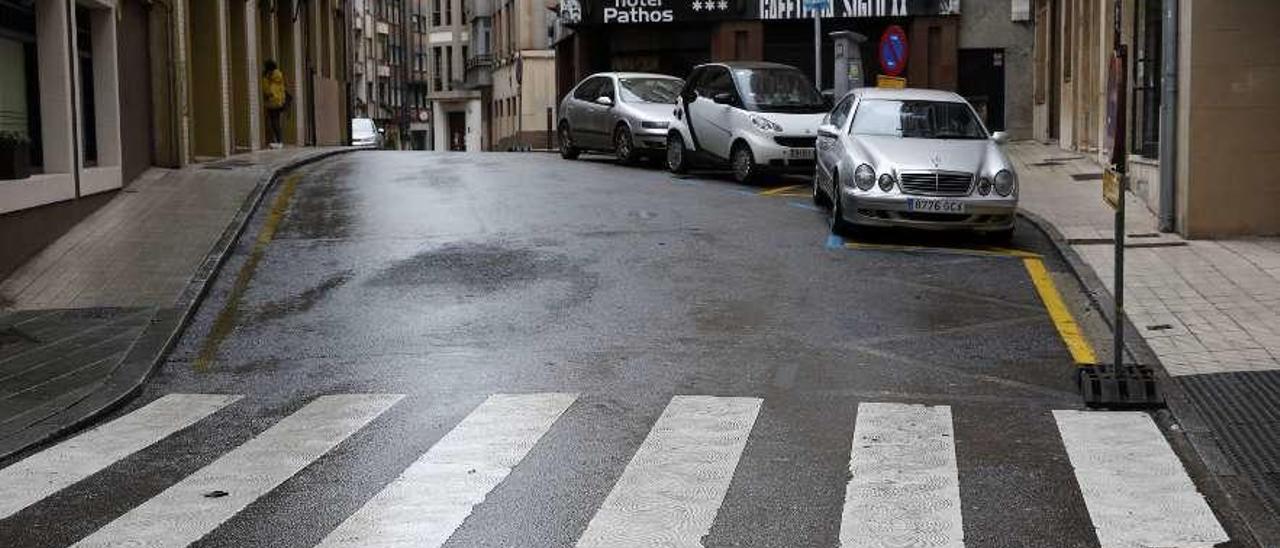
[561,0,958,24]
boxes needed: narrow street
[0,151,1236,547]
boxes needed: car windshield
[352,119,376,136]
[851,99,987,139]
[618,78,683,104]
[732,68,825,113]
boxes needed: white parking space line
[0,394,242,520]
[1054,410,1229,548]
[316,393,577,548]
[840,402,964,548]
[71,394,402,548]
[575,395,761,548]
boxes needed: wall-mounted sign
[570,0,959,24]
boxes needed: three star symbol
[692,0,729,11]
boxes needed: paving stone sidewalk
[1011,140,1280,541]
[0,147,350,456]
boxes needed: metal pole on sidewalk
[1112,0,1126,368]
[813,10,822,90]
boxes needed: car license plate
[907,198,966,213]
[785,148,814,160]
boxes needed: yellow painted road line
[1023,257,1097,365]
[844,241,1041,259]
[758,184,806,196]
[195,174,301,371]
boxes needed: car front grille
[774,136,817,148]
[898,171,974,196]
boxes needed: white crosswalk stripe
[1054,410,1229,548]
[70,394,402,548]
[574,395,762,548]
[0,393,241,520]
[0,391,1239,548]
[840,402,964,548]
[316,393,576,548]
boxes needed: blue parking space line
[825,234,845,249]
[788,201,823,212]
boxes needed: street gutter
[1018,208,1280,548]
[0,148,360,462]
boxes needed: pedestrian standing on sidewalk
[262,60,289,149]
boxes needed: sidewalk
[1011,140,1280,543]
[0,147,351,458]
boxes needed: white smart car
[666,62,828,182]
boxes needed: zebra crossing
[0,392,1231,548]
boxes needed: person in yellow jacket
[262,60,289,149]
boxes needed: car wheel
[614,126,638,165]
[731,142,758,183]
[559,125,580,160]
[829,170,856,237]
[812,167,830,208]
[666,134,689,174]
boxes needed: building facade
[354,0,409,147]
[1,0,352,277]
[490,0,558,150]
[1031,0,1280,237]
[553,0,1034,138]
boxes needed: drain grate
[1178,371,1280,515]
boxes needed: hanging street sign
[879,25,908,77]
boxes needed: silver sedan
[558,72,684,164]
[814,88,1017,241]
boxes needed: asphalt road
[0,151,1243,548]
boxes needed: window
[573,77,604,101]
[444,0,452,26]
[1132,0,1162,158]
[432,0,441,26]
[851,100,987,140]
[444,46,452,90]
[432,47,443,91]
[618,78,681,104]
[732,67,825,113]
[828,96,854,128]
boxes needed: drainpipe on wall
[1157,0,1178,232]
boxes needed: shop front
[554,0,962,100]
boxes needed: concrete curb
[1018,208,1280,548]
[0,148,359,462]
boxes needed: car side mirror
[990,131,1008,145]
[596,96,613,107]
[817,124,839,138]
[712,92,735,105]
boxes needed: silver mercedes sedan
[813,88,1017,241]
[558,72,684,164]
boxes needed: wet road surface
[0,152,1240,547]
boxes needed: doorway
[448,112,465,151]
[958,48,1006,132]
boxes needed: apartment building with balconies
[490,0,556,150]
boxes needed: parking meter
[829,31,868,98]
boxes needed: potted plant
[0,131,31,181]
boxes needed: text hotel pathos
[604,0,674,22]
[595,0,958,23]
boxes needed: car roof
[852,87,967,102]
[586,72,683,80]
[696,61,801,71]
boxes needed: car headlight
[641,121,669,129]
[878,173,895,192]
[750,115,783,133]
[977,177,992,196]
[854,164,876,191]
[994,170,1016,197]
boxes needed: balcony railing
[464,54,494,89]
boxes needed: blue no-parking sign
[878,25,908,77]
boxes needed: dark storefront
[555,0,962,101]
